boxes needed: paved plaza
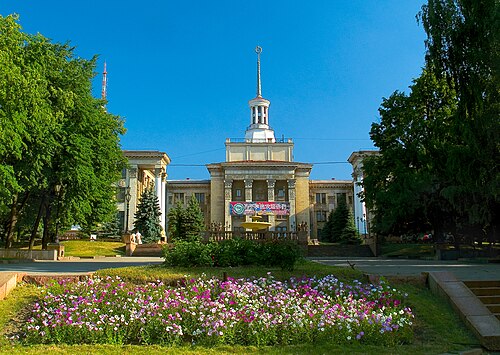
[311,257,500,281]
[1,256,499,281]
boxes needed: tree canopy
[167,196,205,242]
[362,0,499,241]
[0,14,126,248]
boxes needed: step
[465,280,500,288]
[477,295,500,304]
[0,272,20,300]
[469,287,500,296]
[487,304,500,313]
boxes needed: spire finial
[255,46,262,98]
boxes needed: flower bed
[23,274,414,346]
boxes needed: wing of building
[116,47,378,242]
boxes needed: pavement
[0,257,164,275]
[309,257,500,281]
[1,256,499,281]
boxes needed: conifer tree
[167,196,205,242]
[331,200,349,242]
[133,188,162,243]
[340,208,361,244]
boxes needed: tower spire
[101,61,108,101]
[256,46,262,98]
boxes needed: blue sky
[1,1,426,180]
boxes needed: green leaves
[133,188,162,243]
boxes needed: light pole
[363,213,367,237]
[124,187,131,233]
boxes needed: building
[121,47,375,240]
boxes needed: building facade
[120,48,375,240]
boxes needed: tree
[363,0,499,241]
[0,15,126,248]
[133,188,162,244]
[340,209,361,245]
[331,200,350,242]
[167,196,205,242]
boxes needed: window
[336,193,347,205]
[276,188,285,200]
[316,193,326,204]
[168,195,173,205]
[116,187,125,202]
[316,211,327,222]
[276,214,288,221]
[195,193,205,205]
[236,189,242,197]
[174,193,184,204]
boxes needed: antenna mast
[101,61,108,101]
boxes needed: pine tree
[320,210,335,242]
[167,196,205,242]
[184,195,205,241]
[331,200,349,242]
[340,208,361,244]
[133,188,162,244]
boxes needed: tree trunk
[5,194,19,249]
[29,195,46,250]
[41,202,52,250]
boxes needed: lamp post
[363,213,367,237]
[54,183,62,244]
[124,187,131,233]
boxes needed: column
[287,179,296,231]
[267,179,276,231]
[224,179,233,230]
[128,167,138,232]
[154,168,165,230]
[161,173,166,230]
[244,179,253,223]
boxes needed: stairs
[465,280,500,321]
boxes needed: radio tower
[101,61,108,105]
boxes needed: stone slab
[451,296,493,317]
[0,272,18,300]
[441,281,477,298]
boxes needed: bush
[163,240,213,267]
[163,239,303,270]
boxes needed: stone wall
[0,249,57,260]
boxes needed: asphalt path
[0,257,164,275]
[311,257,500,281]
[1,256,499,281]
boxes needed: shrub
[163,240,213,267]
[163,239,303,270]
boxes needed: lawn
[380,243,435,259]
[0,262,480,354]
[19,240,126,258]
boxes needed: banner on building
[230,201,290,216]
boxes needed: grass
[380,243,435,258]
[0,261,481,354]
[18,240,125,257]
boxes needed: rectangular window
[236,189,242,197]
[316,211,327,222]
[336,193,347,205]
[195,193,205,205]
[276,188,285,200]
[174,193,185,204]
[116,187,125,202]
[316,193,326,204]
[167,195,173,205]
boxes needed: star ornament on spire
[255,46,262,54]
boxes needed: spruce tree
[184,195,205,241]
[340,208,361,244]
[320,210,335,242]
[167,196,205,242]
[133,188,162,244]
[331,200,349,242]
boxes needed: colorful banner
[230,202,290,216]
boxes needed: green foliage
[340,209,361,244]
[321,200,359,244]
[163,239,303,270]
[167,196,205,242]
[133,188,162,244]
[0,14,126,248]
[163,240,214,267]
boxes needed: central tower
[244,46,276,143]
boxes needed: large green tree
[363,0,499,241]
[0,15,126,248]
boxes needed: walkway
[311,257,500,281]
[0,257,163,275]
